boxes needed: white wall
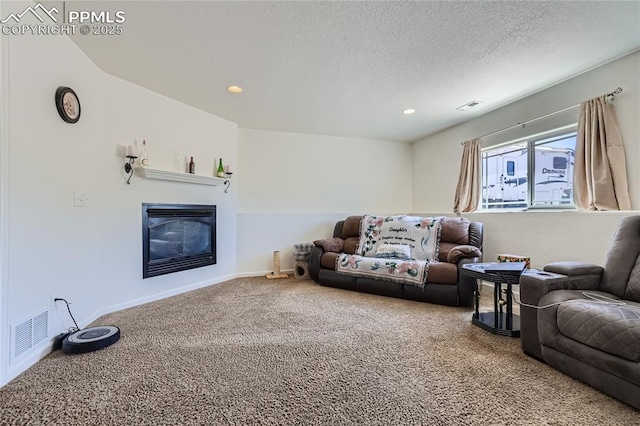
[412,211,631,269]
[98,75,238,309]
[2,25,237,385]
[237,129,413,273]
[412,51,640,267]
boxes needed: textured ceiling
[69,1,640,142]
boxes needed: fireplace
[142,203,216,278]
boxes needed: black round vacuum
[62,325,121,354]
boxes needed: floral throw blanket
[358,215,443,261]
[336,215,444,288]
[336,254,429,287]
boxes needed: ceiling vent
[456,100,481,111]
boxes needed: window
[481,128,577,210]
[506,161,515,176]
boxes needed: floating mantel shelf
[136,167,226,186]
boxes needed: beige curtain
[574,96,631,210]
[453,138,481,215]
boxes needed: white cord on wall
[512,291,630,310]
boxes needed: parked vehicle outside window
[481,129,577,210]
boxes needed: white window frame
[481,124,578,211]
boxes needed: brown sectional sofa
[308,215,483,306]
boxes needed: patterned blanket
[357,215,442,261]
[336,254,429,287]
[336,215,443,288]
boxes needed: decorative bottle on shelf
[188,157,195,174]
[138,140,149,167]
[217,158,225,177]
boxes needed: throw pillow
[375,243,412,260]
[314,238,345,253]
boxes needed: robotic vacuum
[62,325,121,354]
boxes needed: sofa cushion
[321,252,340,269]
[557,300,640,362]
[441,217,470,245]
[343,237,359,254]
[425,262,457,284]
[341,216,362,239]
[314,238,344,253]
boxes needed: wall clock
[55,86,81,123]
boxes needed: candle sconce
[124,156,137,184]
[224,172,233,193]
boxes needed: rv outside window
[481,128,577,210]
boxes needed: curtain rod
[461,87,623,144]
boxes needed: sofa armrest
[521,263,602,306]
[447,245,482,264]
[519,264,602,360]
[543,261,604,277]
[308,245,325,282]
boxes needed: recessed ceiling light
[226,85,243,94]
[402,109,416,115]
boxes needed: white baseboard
[84,273,238,328]
[1,273,237,388]
[234,269,294,279]
[2,270,304,387]
[5,340,53,385]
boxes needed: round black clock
[55,86,81,123]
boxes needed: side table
[461,262,526,338]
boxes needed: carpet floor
[1,277,638,425]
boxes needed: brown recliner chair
[520,215,640,410]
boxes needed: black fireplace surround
[142,203,216,278]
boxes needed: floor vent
[10,311,49,362]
